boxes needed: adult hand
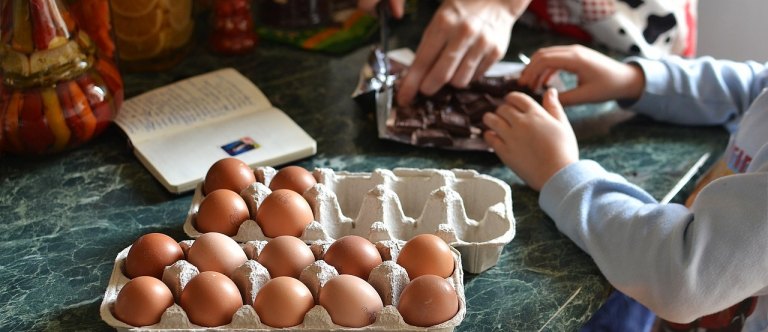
[397,0,528,106]
[483,89,578,191]
[518,45,646,106]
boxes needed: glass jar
[209,0,258,54]
[258,0,331,29]
[110,0,194,72]
[0,0,124,155]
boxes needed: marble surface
[0,4,729,331]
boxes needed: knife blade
[377,2,391,80]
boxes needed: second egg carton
[184,167,515,273]
[100,238,465,331]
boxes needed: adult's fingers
[387,0,406,18]
[473,49,500,81]
[420,18,477,95]
[396,23,448,106]
[451,37,488,88]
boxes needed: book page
[132,108,316,193]
[115,68,272,141]
[113,68,317,194]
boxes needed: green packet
[256,10,377,54]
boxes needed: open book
[114,68,317,194]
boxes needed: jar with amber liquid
[110,0,194,72]
[0,0,124,155]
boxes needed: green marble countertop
[0,4,729,331]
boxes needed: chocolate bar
[389,76,539,147]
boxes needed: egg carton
[183,167,515,274]
[100,238,466,331]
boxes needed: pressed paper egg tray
[100,238,466,331]
[183,167,516,274]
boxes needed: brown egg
[124,233,184,279]
[256,235,315,278]
[253,276,314,328]
[319,274,383,328]
[195,189,250,236]
[398,275,459,327]
[269,166,317,194]
[187,232,248,276]
[323,235,382,280]
[396,234,455,279]
[255,189,314,238]
[113,276,174,327]
[203,157,256,195]
[180,271,243,327]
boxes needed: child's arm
[622,55,767,130]
[539,154,768,323]
[499,44,768,323]
[520,44,768,131]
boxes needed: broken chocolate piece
[430,86,454,106]
[436,109,471,137]
[412,128,453,146]
[461,93,498,122]
[392,115,424,135]
[454,90,481,104]
[470,76,541,101]
[398,104,423,119]
[470,76,509,97]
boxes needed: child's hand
[518,45,645,106]
[483,88,578,191]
